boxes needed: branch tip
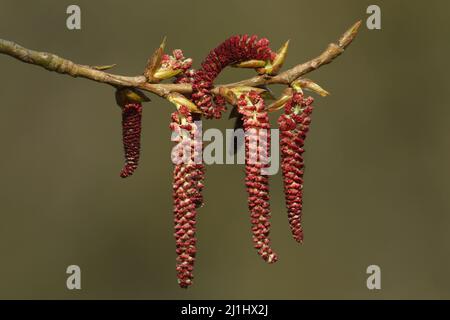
[338,20,362,49]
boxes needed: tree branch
[0,20,361,100]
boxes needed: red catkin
[278,93,314,243]
[170,106,204,288]
[120,102,143,178]
[193,35,275,119]
[238,91,278,263]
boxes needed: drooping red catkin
[170,106,204,288]
[238,91,278,263]
[278,93,314,243]
[120,103,143,178]
[193,35,275,119]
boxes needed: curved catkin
[120,103,143,178]
[192,35,275,119]
[238,91,278,264]
[278,93,314,243]
[170,106,204,288]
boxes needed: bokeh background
[0,0,449,299]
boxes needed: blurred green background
[0,0,449,299]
